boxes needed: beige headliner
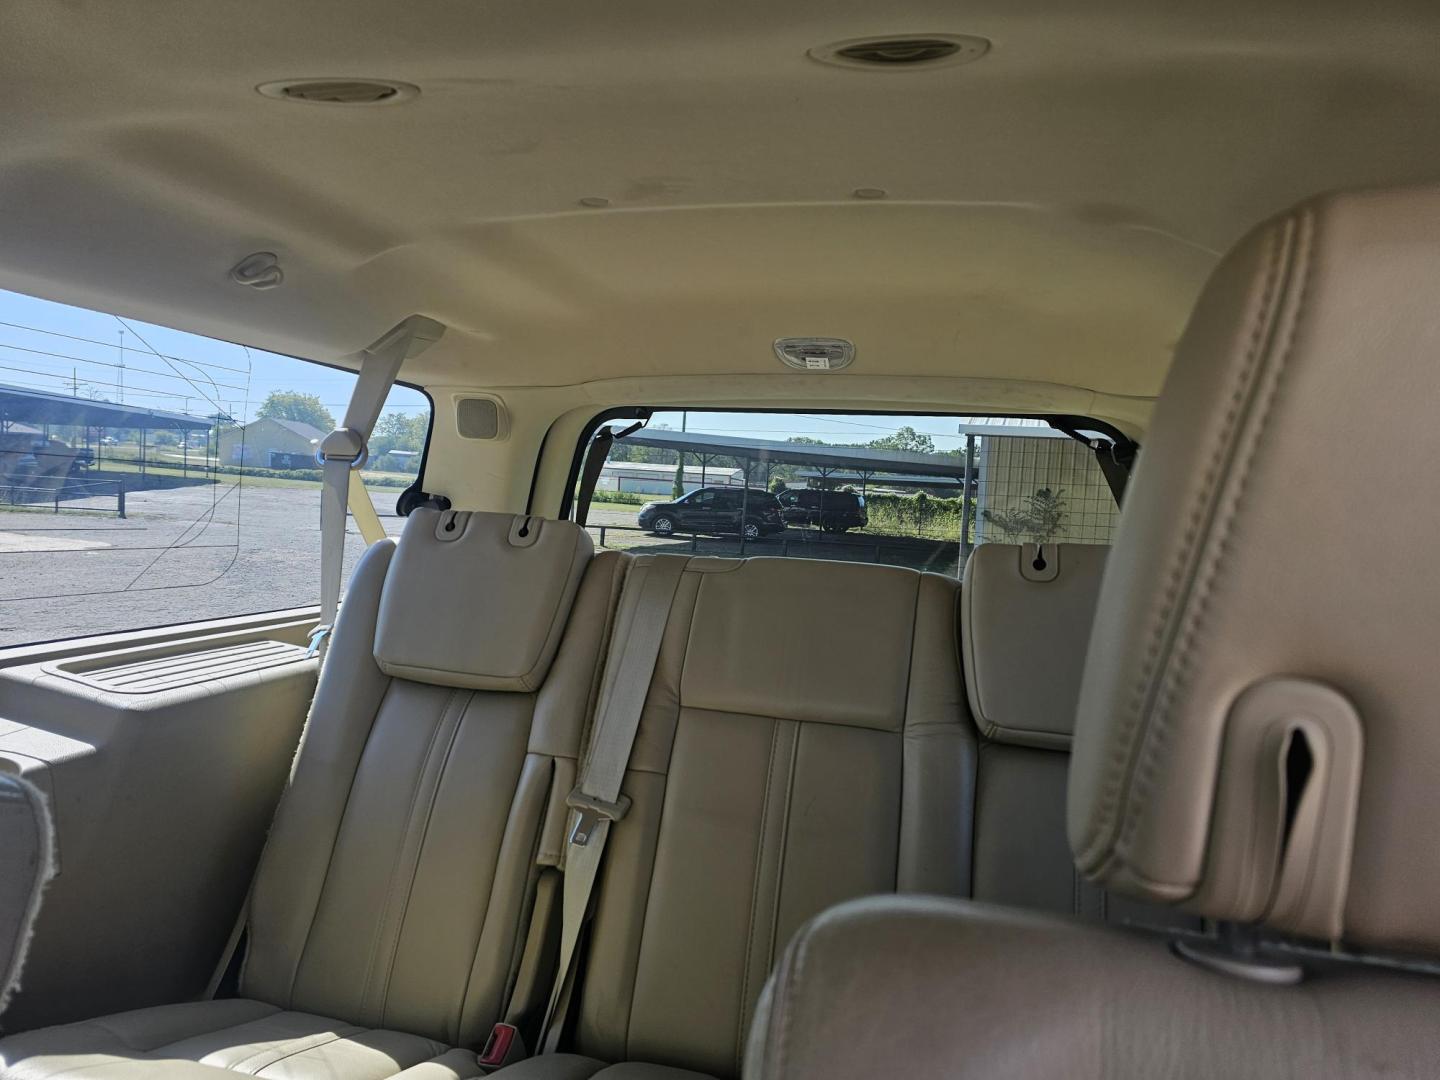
[3,1,1440,505]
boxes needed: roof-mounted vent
[257,78,419,105]
[809,35,990,71]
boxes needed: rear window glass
[573,411,1125,577]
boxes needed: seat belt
[537,554,689,1052]
[310,315,444,657]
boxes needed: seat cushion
[489,1055,715,1080]
[0,999,474,1080]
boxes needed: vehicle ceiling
[3,0,1440,427]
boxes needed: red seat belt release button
[478,1022,525,1069]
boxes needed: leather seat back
[962,542,1189,927]
[0,773,52,1016]
[747,184,1440,1080]
[241,509,623,1047]
[1070,185,1440,953]
[571,555,971,1078]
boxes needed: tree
[867,426,935,455]
[256,391,334,432]
[983,487,1068,544]
[770,477,788,494]
[370,412,427,456]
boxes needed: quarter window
[575,410,1127,577]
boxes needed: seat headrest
[681,556,929,732]
[961,543,1108,749]
[374,509,593,691]
[1069,185,1440,952]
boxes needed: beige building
[217,417,326,469]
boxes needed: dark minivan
[637,486,785,540]
[777,488,868,532]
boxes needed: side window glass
[0,289,430,648]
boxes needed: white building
[596,460,743,496]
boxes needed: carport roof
[0,383,212,430]
[610,424,975,478]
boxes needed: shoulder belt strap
[539,553,690,1050]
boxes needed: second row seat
[511,542,1187,1080]
[503,554,972,1080]
[0,510,622,1080]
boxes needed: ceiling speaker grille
[257,78,419,105]
[810,35,990,71]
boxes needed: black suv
[777,488,867,532]
[637,487,785,540]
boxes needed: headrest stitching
[1081,214,1296,870]
[1118,207,1319,864]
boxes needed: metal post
[959,433,976,570]
[739,457,751,558]
[117,480,126,519]
[139,427,147,482]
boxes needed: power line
[0,319,252,375]
[0,362,217,408]
[0,339,249,392]
[114,317,228,416]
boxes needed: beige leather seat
[0,775,52,1015]
[505,555,972,1080]
[962,542,1194,929]
[745,185,1440,1078]
[0,509,623,1080]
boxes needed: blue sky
[0,287,428,424]
[647,410,975,447]
[0,286,984,446]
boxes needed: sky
[0,287,428,424]
[0,285,1005,447]
[647,410,993,447]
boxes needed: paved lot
[0,481,401,647]
[0,488,963,648]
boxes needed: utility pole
[71,368,79,396]
[672,409,688,500]
[117,330,126,404]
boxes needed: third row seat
[502,539,1171,1080]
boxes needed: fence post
[690,532,698,552]
[598,525,607,548]
[116,480,126,520]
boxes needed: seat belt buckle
[566,787,632,847]
[477,1022,525,1070]
[305,624,332,658]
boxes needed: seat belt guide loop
[316,427,369,469]
[566,787,632,847]
[305,624,333,659]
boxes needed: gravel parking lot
[0,487,963,648]
[0,480,401,647]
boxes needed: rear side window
[0,288,430,648]
[574,410,1126,577]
